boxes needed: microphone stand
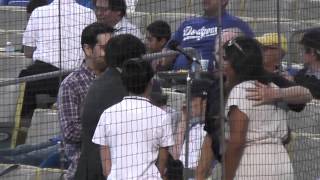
[181,49,201,179]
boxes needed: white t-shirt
[23,0,96,70]
[225,81,288,144]
[92,96,174,180]
[179,123,206,168]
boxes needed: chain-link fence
[0,0,320,179]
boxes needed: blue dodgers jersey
[172,12,254,71]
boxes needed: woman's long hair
[223,36,272,85]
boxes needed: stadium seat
[228,0,320,22]
[0,52,32,78]
[0,6,28,31]
[136,0,194,14]
[26,109,60,145]
[294,0,320,21]
[0,122,14,149]
[0,30,24,52]
[0,79,20,124]
[0,81,24,148]
[227,0,292,19]
[0,6,28,51]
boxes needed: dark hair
[81,22,115,49]
[300,28,320,60]
[150,80,168,107]
[147,20,171,41]
[223,36,269,84]
[26,0,47,14]
[121,59,154,95]
[105,34,146,68]
[109,0,127,17]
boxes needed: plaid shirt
[58,62,95,180]
[58,62,95,144]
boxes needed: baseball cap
[300,28,320,51]
[256,33,288,52]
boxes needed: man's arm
[195,134,214,180]
[58,84,82,143]
[158,147,170,178]
[23,46,35,59]
[246,81,312,109]
[100,145,111,177]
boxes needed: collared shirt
[23,0,96,70]
[114,17,143,40]
[58,62,96,144]
[92,96,174,179]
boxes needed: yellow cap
[256,33,288,52]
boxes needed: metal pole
[276,0,282,72]
[58,0,63,82]
[184,72,192,178]
[0,48,197,88]
[217,0,225,180]
[58,0,64,171]
[131,47,199,62]
[0,70,72,87]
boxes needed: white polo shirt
[92,96,174,180]
[23,0,96,70]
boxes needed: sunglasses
[226,39,245,55]
[222,39,246,61]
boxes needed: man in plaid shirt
[58,22,114,180]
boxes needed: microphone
[167,40,200,66]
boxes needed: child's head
[121,59,154,95]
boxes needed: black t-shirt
[294,68,320,99]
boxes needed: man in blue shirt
[170,0,253,71]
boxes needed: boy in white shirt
[92,59,174,179]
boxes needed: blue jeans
[0,141,58,166]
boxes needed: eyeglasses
[226,39,245,55]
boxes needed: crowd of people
[1,0,320,179]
